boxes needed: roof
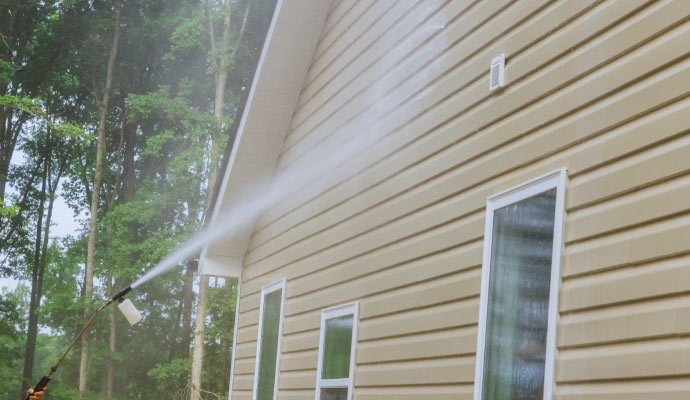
[199,0,333,277]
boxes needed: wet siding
[230,0,690,399]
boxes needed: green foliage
[164,6,205,62]
[0,285,28,399]
[0,94,44,117]
[0,95,90,140]
[1,0,276,398]
[0,197,19,220]
[147,357,191,398]
[0,59,19,86]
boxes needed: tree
[0,0,57,201]
[0,0,275,397]
[11,99,85,397]
[21,125,51,394]
[79,0,122,393]
[191,0,253,398]
[1,285,29,398]
[0,0,85,221]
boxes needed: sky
[51,190,86,237]
[1,180,85,291]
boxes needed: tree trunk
[219,282,232,383]
[121,123,136,201]
[19,124,61,398]
[101,107,125,397]
[1,111,30,205]
[229,0,252,67]
[169,290,184,361]
[179,264,195,358]
[190,275,209,400]
[192,1,232,397]
[0,104,6,201]
[20,145,49,396]
[106,277,116,398]
[191,1,253,396]
[79,0,122,393]
[0,153,9,201]
[0,108,16,202]
[180,171,203,359]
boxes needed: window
[473,169,567,400]
[253,279,286,400]
[315,303,359,400]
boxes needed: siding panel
[357,327,477,363]
[558,296,690,348]
[287,0,441,138]
[354,386,473,400]
[246,0,689,274]
[354,357,475,387]
[556,380,690,400]
[560,253,690,312]
[230,1,690,398]
[557,338,690,381]
[248,0,648,246]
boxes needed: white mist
[131,6,449,289]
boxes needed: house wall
[230,0,690,398]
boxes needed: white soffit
[199,0,333,277]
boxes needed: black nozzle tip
[112,286,132,302]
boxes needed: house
[199,0,690,399]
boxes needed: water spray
[25,285,140,399]
[21,12,447,396]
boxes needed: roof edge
[200,0,333,277]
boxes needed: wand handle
[25,375,50,400]
[24,286,129,399]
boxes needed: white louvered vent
[489,54,505,91]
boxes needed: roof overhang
[199,0,332,278]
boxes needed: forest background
[0,0,276,398]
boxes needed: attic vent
[489,54,505,91]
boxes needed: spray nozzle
[118,298,143,326]
[112,285,141,325]
[112,285,132,302]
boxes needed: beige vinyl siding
[229,0,690,399]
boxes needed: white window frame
[252,278,287,400]
[473,168,567,400]
[315,302,359,400]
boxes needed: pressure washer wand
[25,286,132,399]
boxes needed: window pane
[320,387,348,400]
[482,189,557,400]
[256,289,282,400]
[321,315,353,379]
